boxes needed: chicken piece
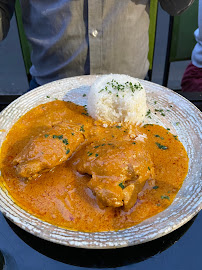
[14,122,85,179]
[76,140,154,210]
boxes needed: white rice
[87,74,147,125]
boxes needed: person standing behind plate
[0,0,194,90]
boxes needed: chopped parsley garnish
[63,139,69,145]
[80,125,85,132]
[146,109,151,117]
[66,149,70,155]
[87,152,93,156]
[175,122,180,126]
[57,135,63,140]
[132,142,136,145]
[154,135,164,140]
[116,126,122,129]
[52,134,63,139]
[71,133,74,136]
[44,134,49,138]
[83,93,86,97]
[94,145,100,149]
[155,142,168,150]
[143,124,153,128]
[155,109,164,113]
[46,96,50,98]
[167,128,170,131]
[119,182,125,189]
[82,112,89,116]
[153,185,159,190]
[148,166,151,171]
[154,101,157,104]
[95,153,99,157]
[161,195,170,200]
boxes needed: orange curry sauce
[0,101,189,232]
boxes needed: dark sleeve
[159,0,195,16]
[0,0,16,40]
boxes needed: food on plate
[0,76,189,232]
[13,121,86,179]
[88,74,147,125]
[76,140,154,210]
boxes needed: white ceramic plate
[0,75,201,249]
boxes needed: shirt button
[91,29,98,37]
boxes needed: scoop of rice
[87,74,147,125]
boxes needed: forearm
[159,0,194,16]
[0,0,15,40]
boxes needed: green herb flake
[161,113,165,116]
[146,109,151,117]
[153,185,159,190]
[94,145,100,149]
[83,93,86,97]
[66,149,70,155]
[154,134,164,140]
[167,128,170,131]
[154,101,157,104]
[119,182,125,189]
[71,133,74,136]
[148,166,151,171]
[82,112,89,116]
[95,153,99,157]
[52,135,58,139]
[132,142,136,145]
[161,195,170,200]
[87,152,93,156]
[80,125,85,132]
[46,96,50,98]
[44,134,49,138]
[63,139,69,145]
[143,124,153,128]
[175,122,180,126]
[155,109,164,113]
[155,142,168,150]
[173,135,178,140]
[57,135,63,140]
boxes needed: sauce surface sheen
[0,101,189,232]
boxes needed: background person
[181,0,202,92]
[0,0,194,90]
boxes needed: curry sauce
[0,101,189,232]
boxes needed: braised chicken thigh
[76,140,154,210]
[13,122,85,179]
